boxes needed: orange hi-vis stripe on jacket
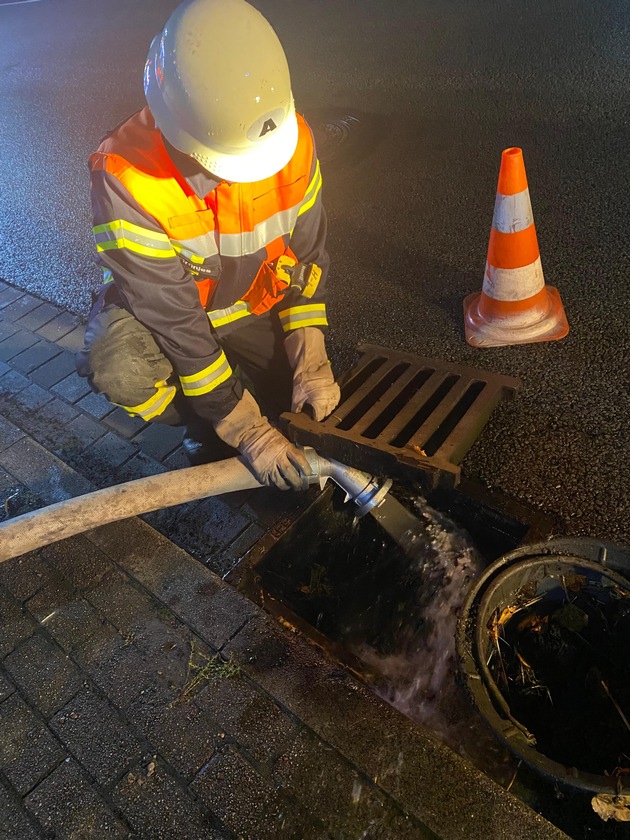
[89,108,321,318]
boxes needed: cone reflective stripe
[464,147,569,347]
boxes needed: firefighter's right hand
[214,390,313,491]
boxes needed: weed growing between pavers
[179,641,241,701]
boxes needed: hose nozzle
[303,447,392,516]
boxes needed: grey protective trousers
[75,305,294,426]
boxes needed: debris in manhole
[488,575,630,779]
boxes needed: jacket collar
[162,137,222,198]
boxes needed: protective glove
[214,390,313,491]
[284,327,341,421]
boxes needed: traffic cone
[464,147,569,348]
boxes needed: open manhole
[457,541,630,806]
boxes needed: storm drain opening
[229,344,629,837]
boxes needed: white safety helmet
[144,0,298,183]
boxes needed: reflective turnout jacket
[88,107,328,424]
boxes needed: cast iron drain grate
[284,343,521,489]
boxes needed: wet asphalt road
[0,0,628,545]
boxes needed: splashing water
[351,495,513,779]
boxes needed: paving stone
[64,412,107,448]
[10,340,61,375]
[0,782,42,840]
[192,746,290,839]
[0,437,92,504]
[131,619,213,693]
[0,588,36,658]
[0,329,39,362]
[28,349,77,387]
[15,301,61,331]
[52,371,93,403]
[240,485,310,529]
[126,678,219,780]
[162,445,190,471]
[26,396,80,446]
[2,382,54,425]
[76,390,116,419]
[56,323,88,353]
[50,688,143,786]
[102,407,147,438]
[82,432,138,473]
[132,423,184,461]
[35,311,81,342]
[0,293,42,322]
[0,320,19,341]
[86,570,161,636]
[0,694,66,794]
[116,451,168,482]
[0,668,15,701]
[273,728,418,840]
[25,577,76,622]
[4,633,83,717]
[0,415,25,451]
[30,591,106,653]
[146,496,251,568]
[0,371,38,422]
[132,551,256,649]
[41,535,115,591]
[195,673,298,765]
[26,758,130,839]
[113,760,228,840]
[74,623,149,708]
[0,551,55,602]
[0,367,30,398]
[0,286,25,309]
[206,521,265,579]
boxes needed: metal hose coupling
[303,447,392,517]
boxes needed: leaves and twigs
[513,647,552,703]
[598,672,630,737]
[553,602,589,633]
[561,573,587,594]
[505,759,522,792]
[612,582,630,600]
[179,641,240,701]
[591,793,630,822]
[299,562,333,597]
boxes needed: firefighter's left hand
[291,369,340,421]
[285,327,340,421]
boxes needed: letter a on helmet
[144,0,299,183]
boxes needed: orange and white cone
[464,147,569,348]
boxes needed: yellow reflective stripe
[117,384,176,421]
[208,301,252,329]
[179,352,232,397]
[172,243,206,264]
[278,303,328,332]
[101,268,114,284]
[297,161,323,218]
[94,219,176,260]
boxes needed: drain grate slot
[389,374,460,448]
[284,343,521,489]
[338,355,388,405]
[422,380,486,456]
[362,368,434,440]
[337,362,410,430]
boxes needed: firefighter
[77,0,340,491]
